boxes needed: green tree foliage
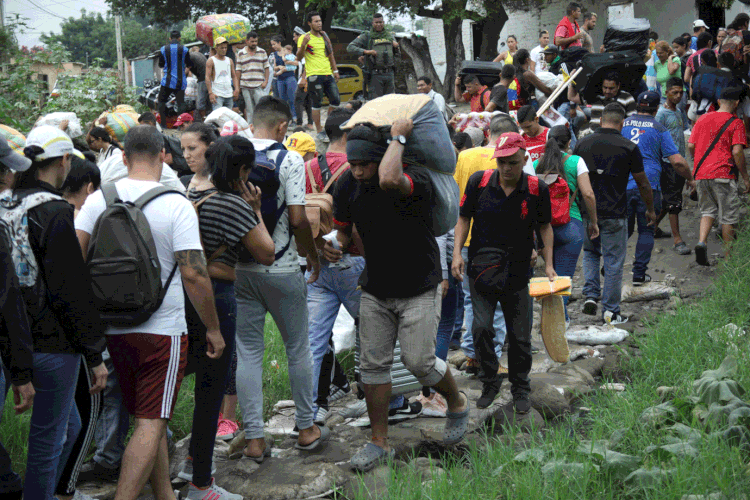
[41,11,167,68]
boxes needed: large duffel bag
[341,94,459,236]
[603,18,651,58]
[576,51,646,104]
[196,14,250,48]
[459,60,504,88]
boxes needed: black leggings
[315,337,350,409]
[55,358,102,496]
[185,279,237,487]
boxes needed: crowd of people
[1,5,750,500]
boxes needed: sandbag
[204,107,250,131]
[621,282,677,302]
[535,71,564,105]
[36,112,83,138]
[577,51,647,104]
[0,125,25,153]
[603,18,651,58]
[196,14,250,48]
[566,326,630,345]
[341,94,459,236]
[98,106,140,142]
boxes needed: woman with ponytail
[177,132,274,498]
[534,125,599,323]
[6,126,107,500]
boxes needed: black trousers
[315,336,350,409]
[157,86,185,128]
[295,87,313,125]
[369,72,395,99]
[469,281,532,397]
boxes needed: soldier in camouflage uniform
[347,13,400,99]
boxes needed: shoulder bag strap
[322,162,350,193]
[191,192,227,264]
[192,191,219,211]
[134,186,184,210]
[101,184,120,206]
[306,160,320,193]
[694,116,738,178]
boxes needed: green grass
[0,313,348,477]
[339,231,750,500]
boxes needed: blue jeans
[436,272,459,362]
[305,257,365,408]
[212,95,234,111]
[309,74,340,109]
[187,279,237,487]
[276,77,298,121]
[627,189,662,279]
[553,219,585,320]
[556,102,586,150]
[460,246,506,358]
[582,218,628,316]
[92,349,129,470]
[25,353,82,500]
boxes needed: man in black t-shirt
[332,120,469,472]
[452,132,556,412]
[573,103,655,325]
[485,64,515,113]
[188,48,208,119]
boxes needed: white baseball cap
[693,19,708,29]
[25,126,84,161]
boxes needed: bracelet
[333,70,339,73]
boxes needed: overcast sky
[6,0,111,48]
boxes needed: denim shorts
[308,74,340,109]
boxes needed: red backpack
[538,173,576,227]
[720,29,745,67]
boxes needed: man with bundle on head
[333,120,469,472]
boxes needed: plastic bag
[566,326,629,345]
[342,94,459,236]
[196,13,250,48]
[332,305,355,353]
[621,282,677,302]
[204,107,250,131]
[603,18,651,58]
[36,112,83,138]
[535,71,564,105]
[454,111,505,134]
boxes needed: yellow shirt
[454,146,497,247]
[298,32,332,77]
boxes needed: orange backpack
[299,160,350,257]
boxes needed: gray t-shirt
[655,106,688,157]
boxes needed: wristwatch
[388,135,407,145]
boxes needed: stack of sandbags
[97,105,140,142]
[341,94,459,236]
[196,14,250,48]
[204,107,250,132]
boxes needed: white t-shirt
[530,45,549,74]
[238,139,306,274]
[98,154,186,193]
[75,178,202,336]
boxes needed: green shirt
[533,154,585,222]
[655,56,681,98]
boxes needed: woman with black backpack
[3,126,107,500]
[533,125,599,325]
[177,128,275,499]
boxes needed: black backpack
[86,184,184,327]
[238,142,291,263]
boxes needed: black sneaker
[77,461,120,483]
[632,274,652,286]
[388,401,422,422]
[695,242,709,266]
[476,384,500,409]
[513,396,531,414]
[582,299,598,316]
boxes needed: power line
[25,0,68,20]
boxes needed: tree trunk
[478,4,508,61]
[274,0,299,42]
[399,34,443,95]
[442,14,465,101]
[320,4,338,32]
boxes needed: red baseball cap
[492,132,527,159]
[174,113,194,127]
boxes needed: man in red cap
[452,132,556,413]
[174,113,194,131]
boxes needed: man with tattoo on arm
[76,125,224,500]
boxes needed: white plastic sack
[36,112,83,138]
[332,305,355,354]
[621,282,676,302]
[535,72,564,105]
[566,326,629,345]
[204,107,250,131]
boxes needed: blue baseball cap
[637,90,661,109]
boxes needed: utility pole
[114,15,124,80]
[1,0,5,30]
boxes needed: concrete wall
[423,18,477,83]
[30,62,84,92]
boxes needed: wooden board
[540,295,570,363]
